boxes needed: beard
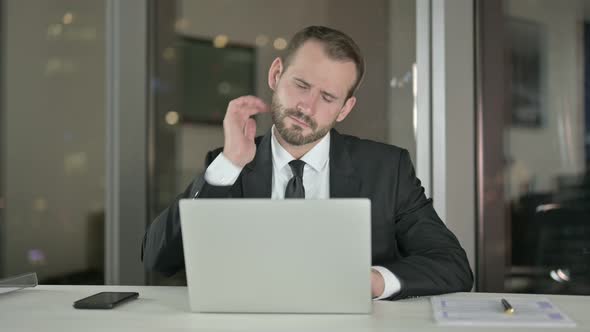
[270,93,336,146]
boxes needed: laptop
[178,199,372,314]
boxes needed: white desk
[0,285,588,331]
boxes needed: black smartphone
[73,292,139,309]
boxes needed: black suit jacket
[142,129,473,300]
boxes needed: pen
[501,298,514,314]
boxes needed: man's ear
[336,96,357,122]
[268,57,283,91]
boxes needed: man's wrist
[204,153,243,186]
[372,266,401,300]
[222,150,248,168]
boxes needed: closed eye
[296,82,308,89]
[294,79,309,90]
[322,94,335,103]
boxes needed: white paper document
[431,296,576,327]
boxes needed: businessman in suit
[142,26,473,300]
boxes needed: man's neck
[273,126,323,160]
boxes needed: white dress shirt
[204,127,401,300]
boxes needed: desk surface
[0,285,588,331]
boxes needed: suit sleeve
[384,149,473,300]
[141,149,238,275]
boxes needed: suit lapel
[329,129,361,198]
[241,130,273,198]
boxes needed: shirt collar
[270,126,330,173]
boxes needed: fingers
[228,96,269,119]
[244,118,256,141]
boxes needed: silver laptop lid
[179,199,372,314]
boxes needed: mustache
[283,109,317,130]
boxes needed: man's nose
[297,91,319,115]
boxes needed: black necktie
[285,160,305,198]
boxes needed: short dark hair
[282,26,365,99]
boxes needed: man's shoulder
[336,131,407,159]
[335,132,413,178]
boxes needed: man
[142,26,473,300]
